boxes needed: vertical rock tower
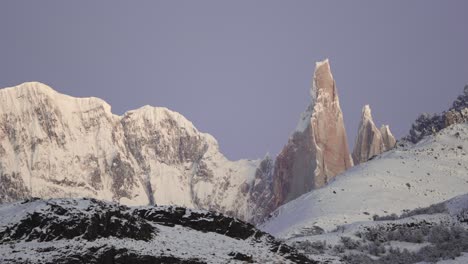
[352,105,396,164]
[272,59,353,208]
[380,125,397,151]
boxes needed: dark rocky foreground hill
[0,198,316,264]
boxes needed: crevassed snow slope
[261,123,468,238]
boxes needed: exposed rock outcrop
[270,59,353,211]
[0,198,316,264]
[380,125,397,151]
[406,85,468,144]
[352,105,396,164]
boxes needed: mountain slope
[289,193,468,263]
[0,82,258,221]
[0,198,315,264]
[261,122,468,238]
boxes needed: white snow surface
[416,253,468,264]
[0,199,303,264]
[261,123,468,238]
[281,193,468,263]
[362,104,372,120]
[0,82,259,221]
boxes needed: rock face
[261,122,468,237]
[406,85,468,144]
[0,60,358,224]
[380,125,397,151]
[269,59,353,211]
[352,105,396,164]
[0,82,258,221]
[0,198,315,264]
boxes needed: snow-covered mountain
[0,198,315,263]
[0,82,259,221]
[0,59,356,225]
[261,122,468,238]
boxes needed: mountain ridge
[0,81,259,221]
[0,59,360,225]
[261,121,468,238]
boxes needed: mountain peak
[0,82,258,222]
[271,59,352,212]
[362,104,372,120]
[315,58,330,69]
[353,104,395,164]
[311,58,335,101]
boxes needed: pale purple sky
[1,1,467,160]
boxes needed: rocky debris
[270,59,353,211]
[0,198,316,264]
[406,85,468,144]
[0,198,155,243]
[444,108,468,127]
[407,113,444,144]
[352,105,396,164]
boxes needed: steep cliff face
[380,124,397,151]
[0,82,258,220]
[352,105,396,164]
[270,59,353,211]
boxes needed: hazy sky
[1,1,467,160]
